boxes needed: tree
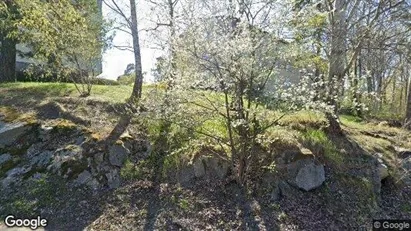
[0,0,108,96]
[145,0,180,88]
[0,0,19,82]
[291,0,409,132]
[170,0,301,184]
[102,0,144,101]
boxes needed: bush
[117,74,135,85]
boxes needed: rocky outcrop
[0,121,34,148]
[177,153,230,185]
[109,143,130,167]
[0,118,151,190]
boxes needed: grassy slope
[1,82,411,229]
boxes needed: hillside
[0,82,411,230]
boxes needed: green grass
[0,82,134,103]
[301,129,345,166]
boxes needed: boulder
[93,152,105,166]
[74,170,99,189]
[75,170,93,185]
[206,157,229,179]
[106,169,121,189]
[287,158,325,191]
[0,121,32,146]
[178,166,195,185]
[193,158,206,178]
[30,151,53,169]
[191,156,230,180]
[47,145,85,175]
[295,162,325,191]
[0,153,12,166]
[108,144,129,167]
[377,158,389,181]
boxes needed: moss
[52,119,77,134]
[8,147,29,156]
[401,204,411,213]
[0,158,20,177]
[0,106,20,122]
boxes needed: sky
[99,1,160,82]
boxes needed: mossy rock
[7,147,30,156]
[0,106,37,125]
[0,106,20,122]
[52,119,78,134]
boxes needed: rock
[75,135,86,145]
[402,157,411,171]
[270,183,281,202]
[278,180,296,198]
[396,147,411,159]
[280,148,314,165]
[87,178,100,190]
[106,169,121,189]
[38,125,53,141]
[0,121,31,146]
[120,131,133,140]
[74,170,100,189]
[178,166,195,185]
[108,144,129,167]
[377,158,389,181]
[193,158,206,178]
[47,145,84,175]
[30,151,53,169]
[93,152,105,165]
[2,166,32,188]
[287,158,325,191]
[206,157,229,179]
[0,153,12,166]
[75,170,93,185]
[295,162,325,191]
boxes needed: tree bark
[405,65,411,128]
[0,32,17,83]
[129,0,143,101]
[326,0,347,134]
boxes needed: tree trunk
[129,0,143,101]
[326,0,347,134]
[405,66,411,128]
[167,0,177,89]
[354,54,362,117]
[0,32,17,83]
